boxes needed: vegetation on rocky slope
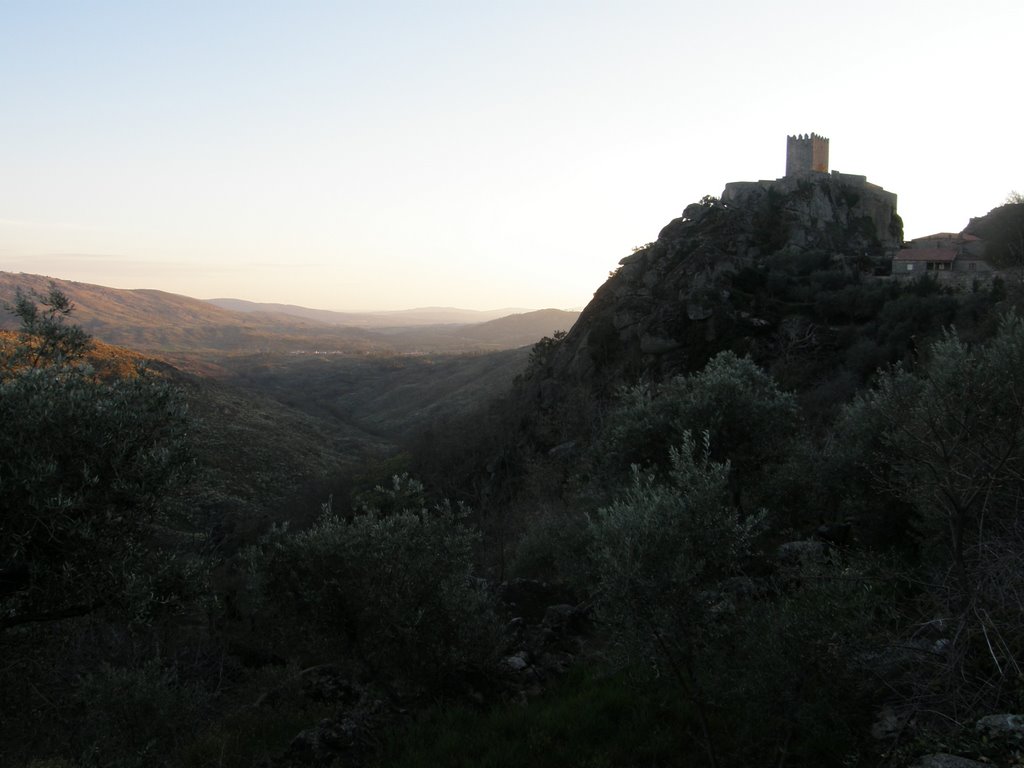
[4,196,1024,768]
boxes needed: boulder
[975,713,1024,739]
[501,652,530,673]
[682,202,707,220]
[870,704,910,740]
[497,579,574,623]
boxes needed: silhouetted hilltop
[511,174,1011,450]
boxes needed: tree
[861,318,1024,588]
[852,314,1024,717]
[0,286,195,630]
[2,283,91,371]
[587,433,763,767]
[597,351,799,510]
[243,475,502,692]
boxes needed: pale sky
[1,1,1021,311]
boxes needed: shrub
[0,287,196,631]
[587,434,763,766]
[244,475,502,692]
[595,351,798,511]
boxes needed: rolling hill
[206,298,532,327]
[0,273,579,364]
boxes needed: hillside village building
[893,232,991,276]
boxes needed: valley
[5,193,1024,768]
[0,270,575,537]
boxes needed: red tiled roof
[893,248,957,262]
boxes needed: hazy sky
[1,1,1020,311]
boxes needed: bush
[595,351,798,511]
[244,475,502,692]
[0,287,196,631]
[844,313,1024,728]
[587,433,763,765]
[588,434,762,674]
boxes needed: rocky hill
[538,173,903,393]
[507,177,1024,470]
[963,201,1024,266]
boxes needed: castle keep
[720,133,901,256]
[786,133,830,175]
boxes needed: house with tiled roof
[892,232,991,277]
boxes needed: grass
[376,669,698,768]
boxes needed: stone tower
[786,133,829,175]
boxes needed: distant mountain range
[0,272,579,362]
[206,299,534,328]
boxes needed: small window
[968,262,976,271]
[906,263,914,271]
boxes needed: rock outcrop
[525,172,902,411]
[963,201,1024,267]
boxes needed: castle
[786,133,829,175]
[719,133,901,256]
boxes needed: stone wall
[721,170,901,257]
